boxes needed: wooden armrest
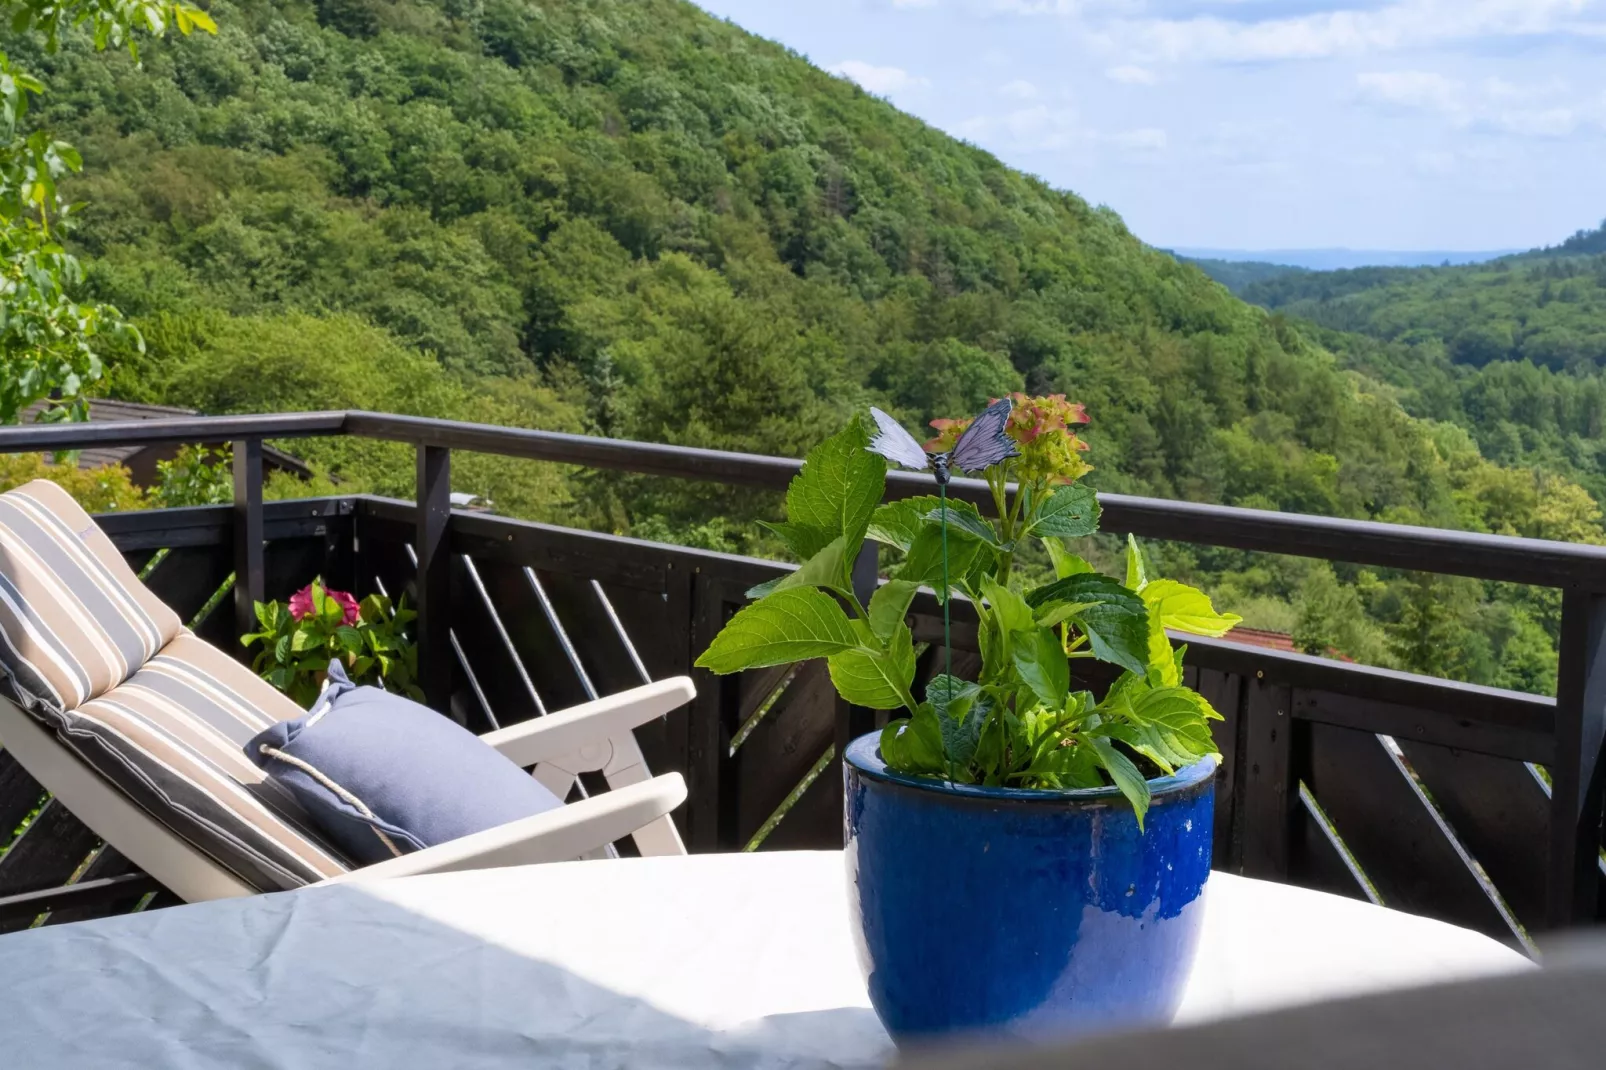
[315,773,687,884]
[477,677,694,769]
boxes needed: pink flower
[289,582,361,625]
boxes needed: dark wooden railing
[0,411,1600,951]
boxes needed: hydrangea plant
[242,578,421,708]
[696,396,1241,824]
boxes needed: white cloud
[1356,70,1463,113]
[1106,64,1156,84]
[960,104,1082,150]
[1108,127,1168,151]
[999,78,1040,99]
[1355,70,1606,139]
[889,0,939,8]
[828,60,928,94]
[1100,0,1606,64]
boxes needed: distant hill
[1177,256,1307,295]
[18,0,1594,692]
[1520,220,1606,259]
[1172,247,1520,271]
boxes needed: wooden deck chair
[0,480,689,904]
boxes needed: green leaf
[1027,573,1150,677]
[866,496,942,552]
[752,534,851,600]
[695,587,859,674]
[1124,534,1151,592]
[981,580,1036,635]
[828,625,916,711]
[273,634,291,665]
[1026,483,1100,539]
[760,519,837,562]
[1013,627,1070,710]
[867,579,919,641]
[785,416,884,548]
[881,705,946,776]
[1099,679,1219,773]
[1140,579,1243,637]
[1036,600,1096,629]
[1090,736,1152,829]
[925,502,1001,547]
[895,525,989,599]
[927,675,990,772]
[334,625,365,655]
[1146,606,1179,687]
[1044,537,1094,580]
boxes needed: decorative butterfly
[867,398,1021,485]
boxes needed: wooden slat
[471,559,592,714]
[1192,635,1553,764]
[1396,741,1549,934]
[449,556,543,730]
[0,748,45,850]
[0,872,160,927]
[734,663,838,845]
[1240,678,1295,880]
[1303,722,1518,944]
[1197,668,1246,871]
[1290,785,1376,905]
[40,846,155,926]
[0,799,100,933]
[142,544,234,623]
[753,753,841,852]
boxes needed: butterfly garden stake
[868,399,1021,703]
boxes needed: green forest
[7,0,1603,696]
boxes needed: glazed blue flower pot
[843,733,1217,1044]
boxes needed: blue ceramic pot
[843,732,1216,1043]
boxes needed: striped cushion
[0,480,182,710]
[57,633,352,889]
[0,481,350,891]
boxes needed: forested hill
[1238,225,1606,513]
[16,0,1601,691]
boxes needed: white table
[0,851,1529,1069]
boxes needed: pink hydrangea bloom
[289,582,360,625]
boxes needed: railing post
[415,445,452,714]
[231,438,264,659]
[832,542,882,843]
[1549,591,1606,926]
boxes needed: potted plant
[242,578,422,708]
[695,395,1240,1043]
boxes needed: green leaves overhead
[695,586,859,674]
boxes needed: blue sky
[691,1,1606,252]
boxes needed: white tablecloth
[0,851,1529,1069]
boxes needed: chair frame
[0,676,692,903]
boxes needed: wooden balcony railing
[0,411,1600,950]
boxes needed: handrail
[0,406,1597,926]
[2,408,1605,590]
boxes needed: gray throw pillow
[246,661,564,864]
